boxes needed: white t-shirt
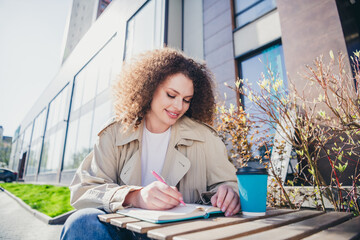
[141,125,171,186]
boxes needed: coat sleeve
[69,124,142,213]
[203,131,239,198]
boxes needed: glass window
[336,0,360,76]
[63,111,93,170]
[20,125,32,158]
[239,44,287,157]
[8,137,17,170]
[77,110,93,147]
[40,86,69,173]
[9,134,23,171]
[97,0,112,18]
[63,101,113,170]
[63,118,79,170]
[234,0,276,29]
[16,125,31,175]
[97,60,111,95]
[90,101,112,147]
[26,110,46,175]
[124,0,165,60]
[41,128,65,173]
[63,34,120,170]
[46,86,69,131]
[40,133,52,173]
[71,73,85,112]
[27,143,40,175]
[74,110,93,161]
[71,34,118,113]
[97,41,115,94]
[82,62,98,105]
[8,141,16,170]
[234,0,260,11]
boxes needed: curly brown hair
[112,48,216,129]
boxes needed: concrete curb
[1,187,75,225]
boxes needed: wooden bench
[98,209,360,239]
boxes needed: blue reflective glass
[234,0,261,13]
[240,44,287,157]
[234,0,276,28]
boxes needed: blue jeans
[60,208,147,240]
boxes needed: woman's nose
[173,98,183,111]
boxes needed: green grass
[0,183,74,217]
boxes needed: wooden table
[98,208,360,239]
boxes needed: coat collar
[115,122,143,147]
[115,116,205,147]
[118,116,205,187]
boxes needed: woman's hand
[211,184,240,216]
[124,181,183,210]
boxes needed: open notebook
[116,203,222,223]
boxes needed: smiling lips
[166,110,180,119]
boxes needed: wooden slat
[230,212,353,240]
[303,216,360,240]
[110,217,141,228]
[147,209,294,240]
[123,207,280,234]
[172,210,322,240]
[126,221,178,234]
[98,213,125,223]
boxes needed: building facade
[62,0,113,62]
[8,0,360,185]
[0,126,13,167]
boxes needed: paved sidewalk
[0,191,63,240]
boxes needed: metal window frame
[232,0,276,32]
[236,38,282,107]
[59,32,117,180]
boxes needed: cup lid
[236,167,268,175]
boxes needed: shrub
[218,51,360,215]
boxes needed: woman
[61,48,240,239]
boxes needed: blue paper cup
[236,167,268,216]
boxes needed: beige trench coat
[69,116,238,213]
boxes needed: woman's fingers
[231,200,241,216]
[139,182,240,214]
[221,188,235,210]
[224,193,240,216]
[214,184,229,209]
[139,182,181,210]
[150,195,179,209]
[211,185,240,216]
[159,184,183,201]
[211,192,218,207]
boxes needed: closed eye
[167,93,175,99]
[167,93,191,103]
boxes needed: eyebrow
[168,88,193,98]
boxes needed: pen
[151,170,186,206]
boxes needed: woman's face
[145,73,194,133]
